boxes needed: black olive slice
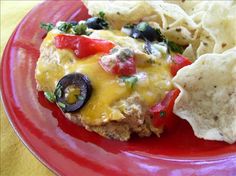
[55,73,92,113]
[129,22,164,42]
[69,21,78,26]
[85,17,108,30]
[141,25,160,42]
[144,41,153,55]
[131,27,142,39]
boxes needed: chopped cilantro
[44,91,56,103]
[137,22,148,32]
[40,22,54,32]
[121,76,138,89]
[57,102,66,109]
[72,23,88,35]
[166,40,184,54]
[58,22,72,32]
[54,21,90,35]
[98,11,105,19]
[160,111,166,118]
[55,84,62,98]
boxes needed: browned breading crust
[65,94,162,141]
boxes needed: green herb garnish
[58,22,72,33]
[160,111,166,118]
[137,22,148,32]
[166,40,184,54]
[57,102,66,109]
[55,84,62,98]
[44,91,56,103]
[55,22,89,35]
[72,23,88,35]
[40,22,54,32]
[121,76,138,89]
[98,11,105,19]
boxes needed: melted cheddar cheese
[35,30,173,125]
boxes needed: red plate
[1,1,236,175]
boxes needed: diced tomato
[150,89,180,130]
[99,57,136,76]
[170,54,192,76]
[54,35,115,58]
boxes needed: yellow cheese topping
[35,30,173,125]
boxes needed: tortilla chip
[163,25,195,45]
[84,1,236,60]
[84,1,156,29]
[148,1,198,29]
[85,1,199,54]
[173,48,236,143]
[194,27,215,58]
[202,2,236,53]
[166,1,212,23]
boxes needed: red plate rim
[1,1,236,176]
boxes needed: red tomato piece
[149,89,180,130]
[99,57,136,76]
[54,35,115,58]
[170,54,192,76]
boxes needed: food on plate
[36,21,176,141]
[35,1,236,143]
[173,48,236,144]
